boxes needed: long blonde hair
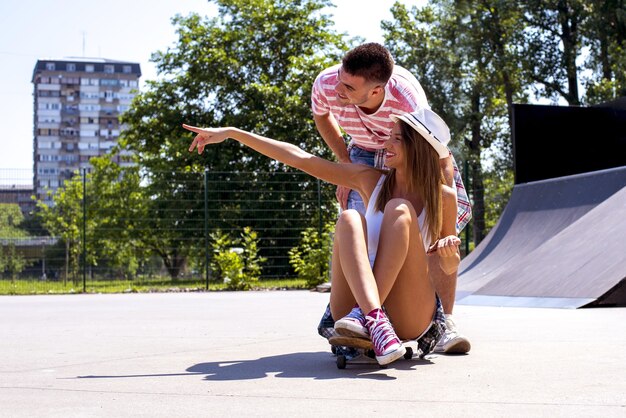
[375,121,443,244]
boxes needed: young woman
[184,108,460,366]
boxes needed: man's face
[334,67,378,106]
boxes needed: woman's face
[384,123,406,169]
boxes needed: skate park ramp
[457,103,626,308]
[457,167,626,308]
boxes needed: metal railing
[0,168,337,293]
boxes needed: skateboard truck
[329,335,418,369]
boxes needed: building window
[85,64,94,73]
[67,63,76,72]
[60,77,79,85]
[100,79,118,86]
[45,63,55,71]
[104,65,115,74]
[123,65,132,74]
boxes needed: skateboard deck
[329,335,418,369]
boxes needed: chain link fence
[1,163,500,294]
[0,168,337,293]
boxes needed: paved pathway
[1,292,625,417]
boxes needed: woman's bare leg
[372,199,436,340]
[329,209,380,320]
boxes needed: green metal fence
[0,169,337,293]
[1,163,486,294]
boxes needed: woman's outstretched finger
[182,124,205,134]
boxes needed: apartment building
[32,58,141,204]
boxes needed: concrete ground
[0,291,624,417]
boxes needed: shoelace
[367,313,399,354]
[445,316,457,333]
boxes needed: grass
[0,277,310,295]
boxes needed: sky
[0,0,425,182]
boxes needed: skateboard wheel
[404,347,413,360]
[331,346,337,355]
[336,355,347,369]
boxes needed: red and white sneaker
[365,308,406,365]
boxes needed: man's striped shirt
[312,64,430,150]
[311,64,472,232]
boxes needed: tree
[1,243,27,282]
[0,204,29,239]
[582,0,626,103]
[37,176,85,283]
[383,0,626,245]
[37,158,149,281]
[519,0,587,105]
[383,0,526,242]
[118,0,347,278]
[0,204,30,281]
[86,157,148,279]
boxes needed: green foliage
[210,227,266,290]
[288,221,334,288]
[0,276,307,295]
[121,0,347,169]
[37,173,85,282]
[240,226,266,281]
[0,243,28,282]
[115,0,345,278]
[519,0,587,105]
[0,204,32,281]
[36,157,150,281]
[0,204,29,238]
[483,169,514,234]
[382,0,626,242]
[213,248,246,290]
[87,157,147,279]
[583,0,626,103]
[517,0,626,105]
[383,0,527,242]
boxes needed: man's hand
[427,235,461,257]
[427,235,461,276]
[336,186,350,210]
[183,124,231,154]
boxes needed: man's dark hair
[342,43,394,85]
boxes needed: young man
[312,43,472,354]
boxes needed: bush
[288,222,335,288]
[210,227,266,290]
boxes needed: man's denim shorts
[347,146,375,214]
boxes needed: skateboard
[329,335,418,369]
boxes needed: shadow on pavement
[76,351,433,381]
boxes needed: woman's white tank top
[364,175,431,267]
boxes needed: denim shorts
[347,146,375,214]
